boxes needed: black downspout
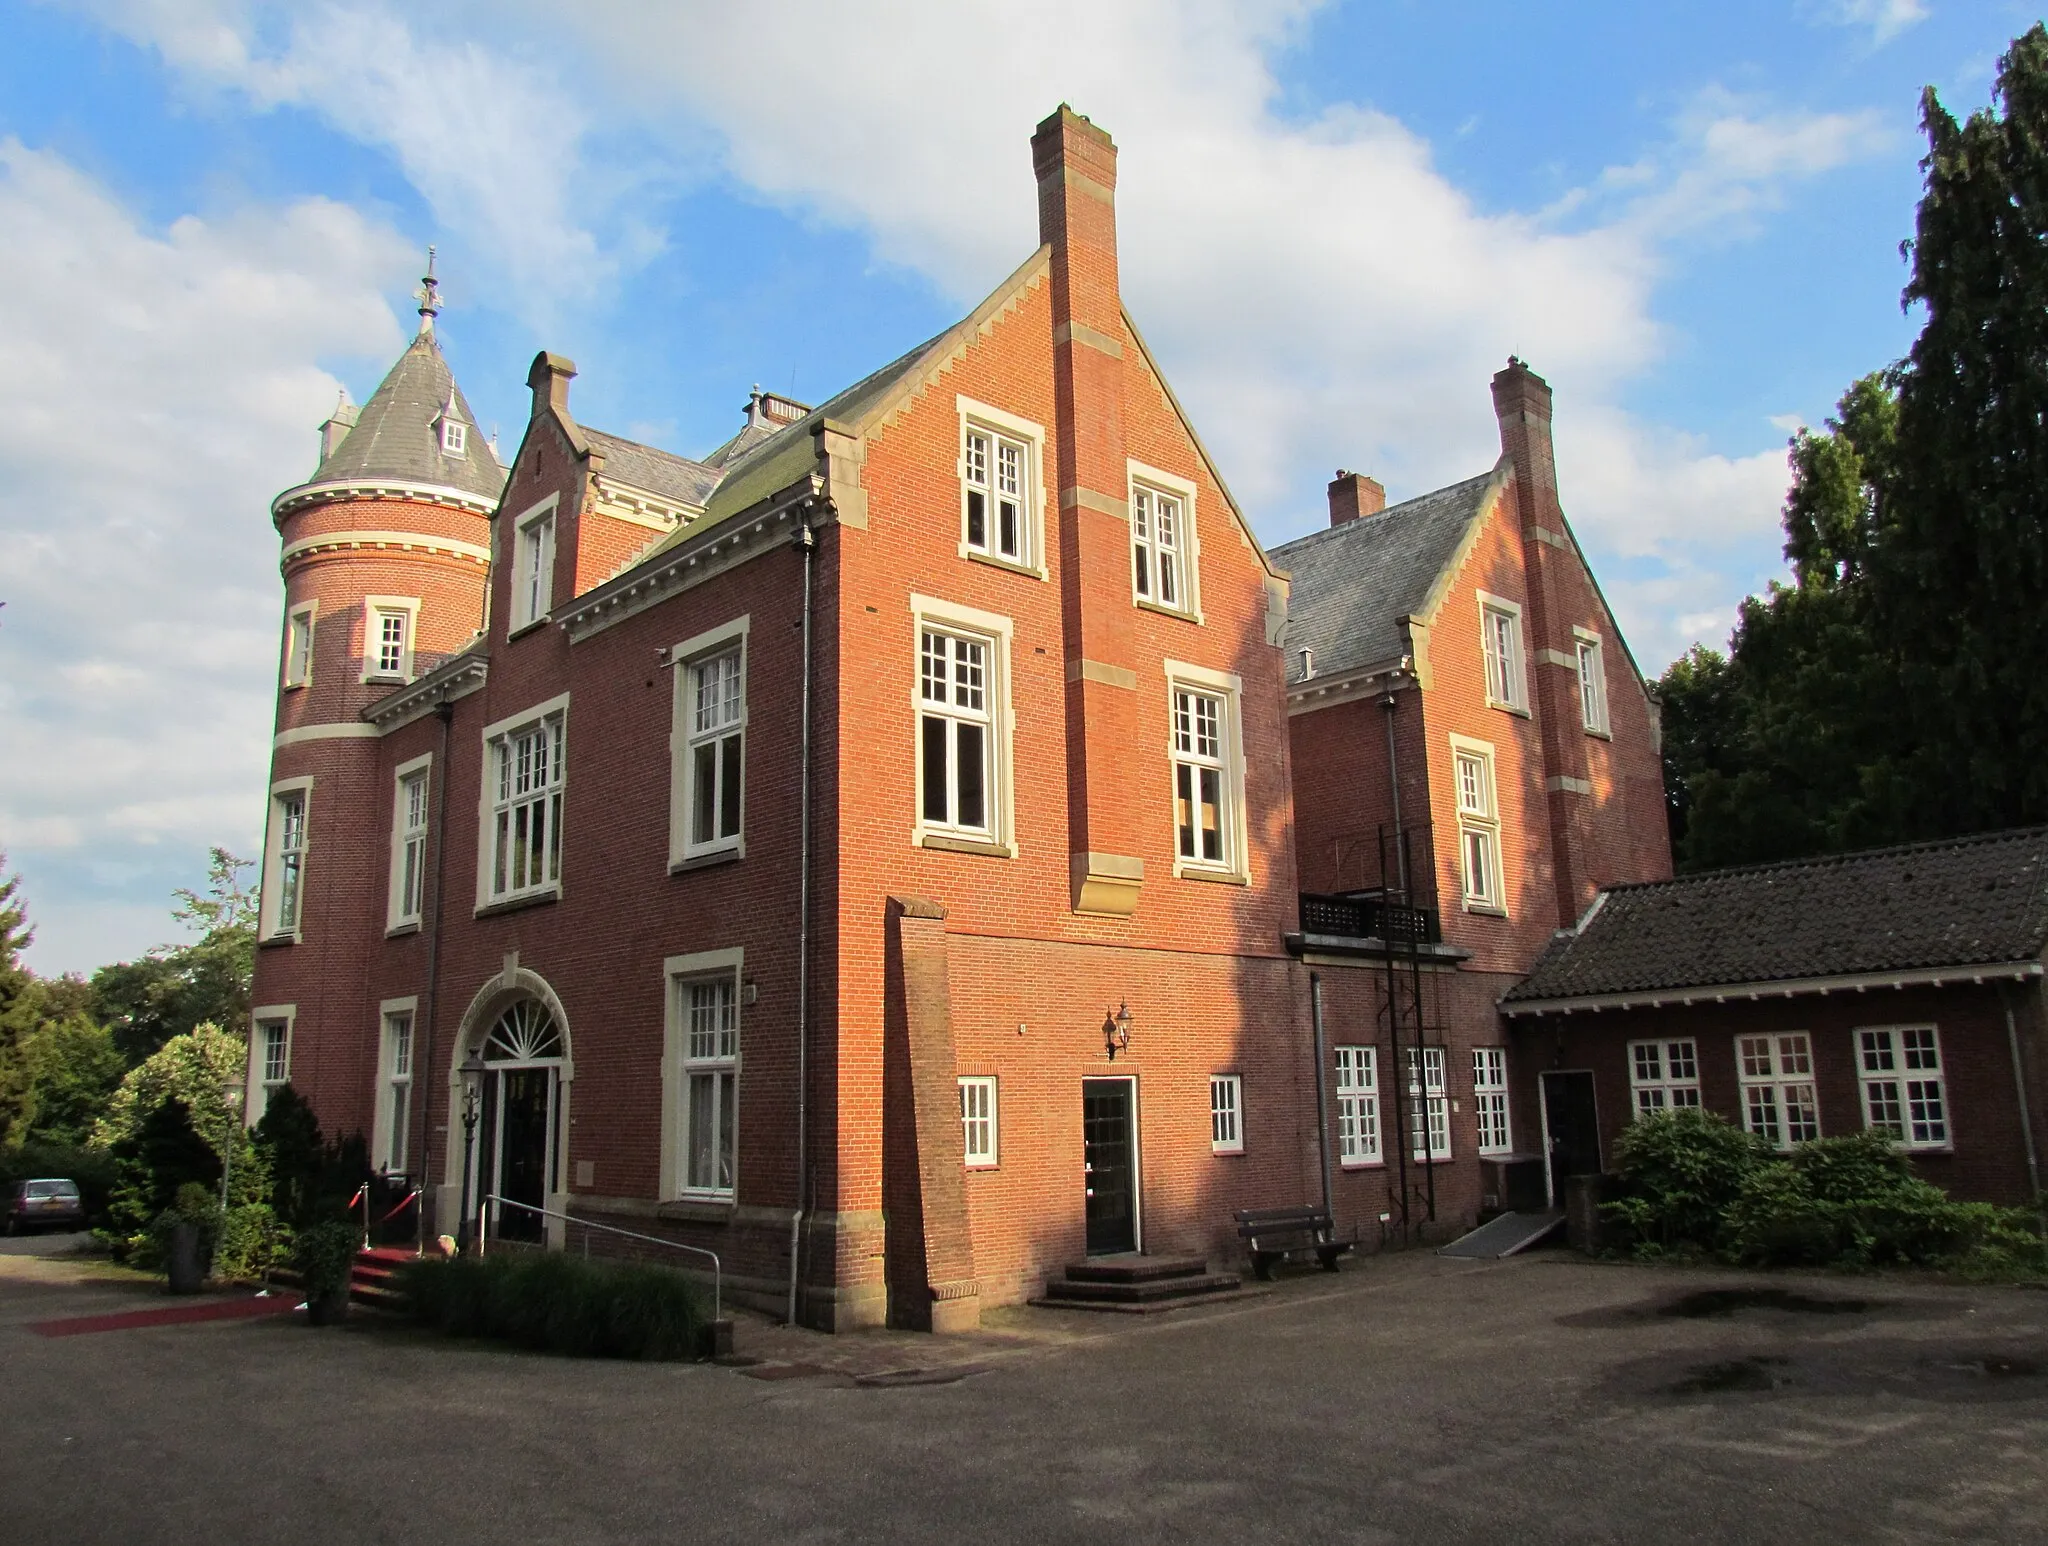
[1381,679,1410,1235]
[1310,972,1333,1220]
[1382,685,1408,902]
[786,518,815,1326]
[415,696,455,1242]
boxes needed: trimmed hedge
[396,1251,706,1360]
[1606,1112,2048,1276]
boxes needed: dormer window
[440,416,468,458]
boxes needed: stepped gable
[1270,462,1509,685]
[317,331,506,501]
[1505,827,2048,1004]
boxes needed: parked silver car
[5,1178,84,1234]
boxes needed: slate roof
[1503,828,2048,1006]
[584,428,721,509]
[1269,462,1508,685]
[316,332,506,501]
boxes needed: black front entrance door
[1540,1070,1602,1207]
[1082,1079,1137,1255]
[492,1068,553,1242]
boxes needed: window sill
[657,1198,736,1224]
[964,1162,1000,1174]
[1462,902,1509,918]
[475,888,561,919]
[1583,726,1613,741]
[1486,700,1533,719]
[671,847,743,874]
[1338,1160,1386,1171]
[362,674,410,687]
[1134,597,1201,626]
[507,615,552,642]
[282,681,306,692]
[1211,1147,1246,1158]
[385,921,422,939]
[1175,865,1249,886]
[963,548,1047,581]
[257,932,299,950]
[919,833,1013,859]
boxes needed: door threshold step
[1061,1253,1211,1285]
[1037,1272,1245,1304]
[1029,1285,1265,1315]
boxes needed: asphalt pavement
[1,1243,2044,1544]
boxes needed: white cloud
[0,138,410,971]
[1801,0,1930,46]
[67,0,637,325]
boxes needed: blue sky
[0,0,2035,974]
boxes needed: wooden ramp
[1436,1210,1565,1259]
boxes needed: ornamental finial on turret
[414,245,442,335]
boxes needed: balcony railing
[1298,891,1442,946]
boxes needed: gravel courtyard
[2,1239,2045,1544]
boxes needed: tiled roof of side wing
[584,429,721,509]
[1269,465,1504,684]
[1504,827,2048,1003]
[316,333,506,500]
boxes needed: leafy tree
[1661,28,2048,868]
[90,849,256,1064]
[0,858,37,1143]
[16,1015,124,1148]
[93,1022,247,1163]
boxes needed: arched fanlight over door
[483,999,563,1063]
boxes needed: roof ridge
[1598,824,2048,896]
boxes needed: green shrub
[213,1203,286,1282]
[149,1181,223,1265]
[291,1219,362,1298]
[1604,1109,1776,1252]
[396,1251,705,1361]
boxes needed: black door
[493,1069,553,1243]
[1083,1079,1137,1255]
[1540,1070,1601,1207]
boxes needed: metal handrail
[483,1195,722,1322]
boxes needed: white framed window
[1130,461,1199,618]
[960,1076,998,1168]
[1335,1046,1381,1166]
[676,971,739,1199]
[378,1004,414,1174]
[283,603,316,689]
[1404,1046,1452,1162]
[1737,1033,1821,1150]
[1629,1039,1703,1115]
[667,617,750,867]
[387,756,430,930]
[1166,661,1247,879]
[1574,628,1610,735]
[361,596,419,683]
[911,597,1014,851]
[247,1007,294,1126]
[1859,1025,1950,1149]
[1210,1075,1244,1154]
[957,397,1044,575]
[441,417,467,458]
[1473,1047,1512,1155]
[479,697,568,906]
[261,779,312,940]
[510,497,558,631]
[1479,593,1527,712]
[1451,735,1505,913]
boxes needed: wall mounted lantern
[1104,1002,1132,1061]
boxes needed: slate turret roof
[316,331,507,502]
[1503,827,2048,1008]
[1269,461,1509,686]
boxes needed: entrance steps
[262,1245,417,1313]
[1031,1253,1251,1314]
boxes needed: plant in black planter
[293,1218,360,1326]
[152,1182,223,1295]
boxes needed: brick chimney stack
[1034,105,1143,917]
[1328,471,1385,526]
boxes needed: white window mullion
[680,975,739,1198]
[1210,1075,1244,1154]
[1335,1046,1381,1166]
[959,1076,998,1167]
[1738,1033,1820,1151]
[1474,1047,1511,1155]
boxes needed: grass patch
[396,1251,706,1361]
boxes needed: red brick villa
[247,107,2048,1333]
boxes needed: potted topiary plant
[153,1183,222,1295]
[293,1218,361,1326]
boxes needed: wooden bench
[1234,1207,1353,1280]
